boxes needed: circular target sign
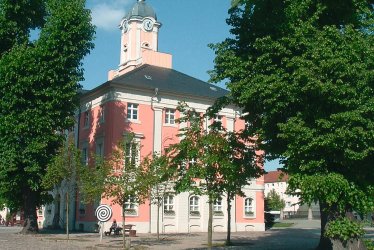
[95,204,112,222]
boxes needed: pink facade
[42,0,265,233]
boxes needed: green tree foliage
[79,134,148,249]
[168,102,261,248]
[211,0,373,248]
[42,135,83,239]
[139,154,174,241]
[265,189,286,211]
[0,0,94,233]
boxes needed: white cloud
[89,0,132,32]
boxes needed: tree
[265,189,286,219]
[139,154,174,241]
[168,102,261,248]
[210,0,373,248]
[0,0,94,233]
[42,135,83,239]
[79,134,148,250]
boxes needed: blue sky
[83,0,232,90]
[83,0,281,171]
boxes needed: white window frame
[189,196,200,216]
[123,196,138,216]
[124,139,140,167]
[244,197,255,217]
[165,108,175,125]
[213,197,223,215]
[127,103,139,121]
[96,137,104,158]
[163,195,174,215]
[214,115,222,123]
[83,111,90,128]
[98,105,105,124]
[82,147,88,166]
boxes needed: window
[96,143,103,157]
[189,196,200,216]
[124,140,139,167]
[163,195,175,216]
[245,198,254,216]
[79,200,86,215]
[82,147,88,165]
[165,108,175,125]
[214,197,223,215]
[286,201,291,207]
[214,115,222,123]
[214,198,223,212]
[127,103,138,120]
[83,111,90,127]
[124,196,137,215]
[98,105,105,124]
[96,137,104,158]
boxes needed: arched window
[189,196,200,216]
[244,198,254,217]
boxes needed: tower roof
[126,0,157,21]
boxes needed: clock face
[143,19,154,31]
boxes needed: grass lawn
[272,222,294,228]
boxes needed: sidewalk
[0,220,322,249]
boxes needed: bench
[104,224,136,237]
[124,224,136,237]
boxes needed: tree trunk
[156,186,160,241]
[66,192,69,240]
[280,208,284,220]
[122,211,126,250]
[226,194,232,246]
[157,198,160,241]
[317,202,332,250]
[20,189,38,234]
[208,197,213,250]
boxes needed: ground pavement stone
[2,219,371,250]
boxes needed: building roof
[102,64,228,99]
[126,0,157,20]
[264,170,289,183]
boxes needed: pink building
[42,0,265,233]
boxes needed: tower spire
[108,0,172,80]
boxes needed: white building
[264,170,300,218]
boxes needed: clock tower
[108,0,172,80]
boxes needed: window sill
[124,214,139,217]
[244,214,256,218]
[213,212,224,217]
[125,119,141,124]
[163,123,177,128]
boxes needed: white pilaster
[152,105,163,154]
[136,26,141,60]
[226,114,235,132]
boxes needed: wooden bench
[124,224,136,237]
[105,224,136,237]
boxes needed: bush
[325,217,365,243]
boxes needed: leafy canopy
[211,0,373,245]
[266,189,286,211]
[0,0,94,217]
